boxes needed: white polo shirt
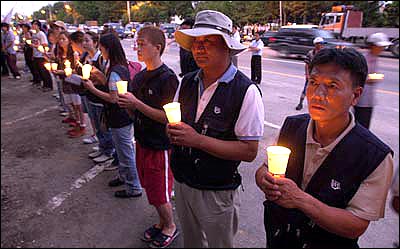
[193,64,264,141]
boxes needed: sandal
[150,229,179,248]
[142,224,162,242]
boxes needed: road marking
[239,66,399,96]
[3,106,58,126]
[264,121,281,129]
[377,89,399,96]
[263,58,304,65]
[36,162,110,215]
[239,66,304,79]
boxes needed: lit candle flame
[64,67,73,77]
[38,45,45,53]
[51,63,58,71]
[368,73,384,80]
[116,81,128,94]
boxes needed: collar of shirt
[91,50,101,62]
[194,63,238,96]
[306,112,356,152]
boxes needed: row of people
[5,10,399,248]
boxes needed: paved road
[1,38,398,248]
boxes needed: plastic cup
[44,62,52,71]
[51,63,58,71]
[163,102,181,124]
[64,67,72,77]
[116,81,128,94]
[266,146,291,177]
[368,73,384,80]
[82,64,92,80]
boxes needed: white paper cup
[163,102,181,123]
[116,81,128,94]
[266,146,291,177]
[44,62,52,71]
[51,63,58,71]
[82,64,92,80]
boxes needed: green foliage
[37,1,398,28]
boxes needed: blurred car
[260,31,277,46]
[160,24,176,39]
[268,27,353,58]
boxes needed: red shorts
[136,142,174,207]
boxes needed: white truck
[319,5,399,56]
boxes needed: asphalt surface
[1,39,399,248]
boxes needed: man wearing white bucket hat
[354,32,392,129]
[167,10,264,248]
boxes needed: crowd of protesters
[1,8,399,248]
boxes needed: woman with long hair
[82,33,142,198]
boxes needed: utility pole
[279,1,283,27]
[127,1,131,23]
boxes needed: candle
[64,60,71,68]
[266,146,291,177]
[15,40,20,45]
[64,67,73,77]
[51,63,58,71]
[116,81,128,94]
[32,30,37,34]
[45,46,49,52]
[26,40,31,45]
[13,45,19,51]
[22,37,26,41]
[82,64,92,80]
[38,45,44,53]
[163,102,181,123]
[368,73,384,80]
[44,62,52,71]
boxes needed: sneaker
[59,112,68,117]
[83,135,98,144]
[295,103,303,111]
[104,163,118,171]
[114,190,142,198]
[108,178,125,187]
[89,150,102,159]
[15,76,21,80]
[52,93,59,98]
[92,146,100,152]
[93,154,113,164]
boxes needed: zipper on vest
[201,123,208,135]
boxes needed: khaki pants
[174,181,240,248]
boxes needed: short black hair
[31,20,42,29]
[1,22,9,28]
[181,18,194,28]
[309,47,368,88]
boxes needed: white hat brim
[175,27,246,56]
[375,41,392,47]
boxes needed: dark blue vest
[264,114,393,248]
[170,70,254,190]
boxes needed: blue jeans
[111,124,142,194]
[86,101,114,157]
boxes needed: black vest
[103,65,132,129]
[170,70,254,190]
[264,114,393,248]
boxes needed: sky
[1,1,58,18]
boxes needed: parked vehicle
[319,5,399,56]
[268,26,353,58]
[160,23,177,39]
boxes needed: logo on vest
[214,106,221,115]
[330,179,341,190]
[148,89,153,95]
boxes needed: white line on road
[263,58,304,65]
[3,106,58,126]
[264,121,281,129]
[36,162,110,215]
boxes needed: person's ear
[351,86,363,106]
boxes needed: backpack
[127,60,142,82]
